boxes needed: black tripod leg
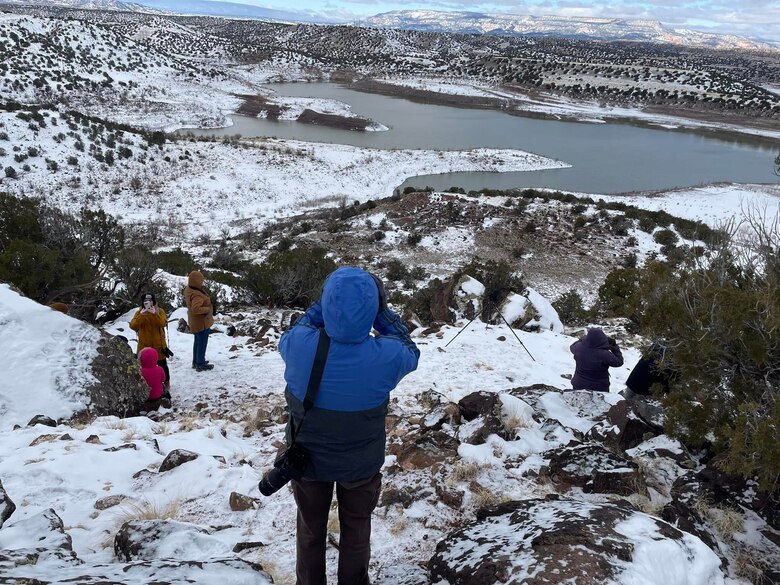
[444,316,478,348]
[498,311,536,361]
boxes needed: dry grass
[690,495,745,539]
[152,422,171,436]
[472,488,509,509]
[451,463,481,482]
[503,414,531,437]
[711,507,745,539]
[629,494,664,517]
[102,419,128,431]
[115,498,182,525]
[389,517,407,536]
[178,415,200,433]
[121,428,139,442]
[733,545,767,584]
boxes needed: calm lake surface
[183,83,780,194]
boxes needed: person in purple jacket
[570,327,624,392]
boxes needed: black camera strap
[290,327,331,443]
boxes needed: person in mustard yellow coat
[130,292,171,388]
[184,271,214,372]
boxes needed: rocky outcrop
[456,391,509,444]
[159,449,199,473]
[547,442,641,495]
[429,496,725,585]
[85,334,149,418]
[388,429,459,471]
[0,508,80,569]
[661,462,780,583]
[0,480,15,529]
[588,397,663,450]
[0,511,273,584]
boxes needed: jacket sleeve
[605,347,624,367]
[374,308,420,378]
[570,340,581,354]
[129,309,143,331]
[280,302,323,363]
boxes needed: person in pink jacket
[139,347,166,410]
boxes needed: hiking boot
[195,364,214,372]
[192,361,210,369]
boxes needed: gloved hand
[369,273,388,313]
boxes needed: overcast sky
[236,0,780,41]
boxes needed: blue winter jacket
[279,266,420,482]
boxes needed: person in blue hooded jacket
[279,266,419,585]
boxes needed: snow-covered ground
[0,283,647,583]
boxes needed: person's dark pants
[158,359,170,387]
[192,328,210,367]
[291,474,381,585]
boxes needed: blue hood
[321,267,378,344]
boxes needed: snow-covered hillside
[364,10,776,52]
[2,282,778,583]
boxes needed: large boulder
[0,284,148,425]
[588,398,664,451]
[85,333,149,418]
[0,480,15,528]
[429,496,725,585]
[547,442,641,495]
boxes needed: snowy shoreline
[364,77,780,141]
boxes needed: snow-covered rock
[0,284,149,427]
[0,480,15,529]
[429,497,726,585]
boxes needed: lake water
[183,83,779,194]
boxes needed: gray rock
[84,334,149,418]
[94,495,128,510]
[429,497,723,585]
[0,479,15,528]
[27,415,57,428]
[103,443,137,452]
[229,492,258,512]
[159,449,199,473]
[547,442,640,495]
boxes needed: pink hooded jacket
[140,347,165,400]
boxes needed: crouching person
[139,347,166,411]
[265,267,419,585]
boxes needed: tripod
[444,307,535,361]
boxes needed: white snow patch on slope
[0,284,100,426]
[614,514,725,585]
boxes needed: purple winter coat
[570,328,624,392]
